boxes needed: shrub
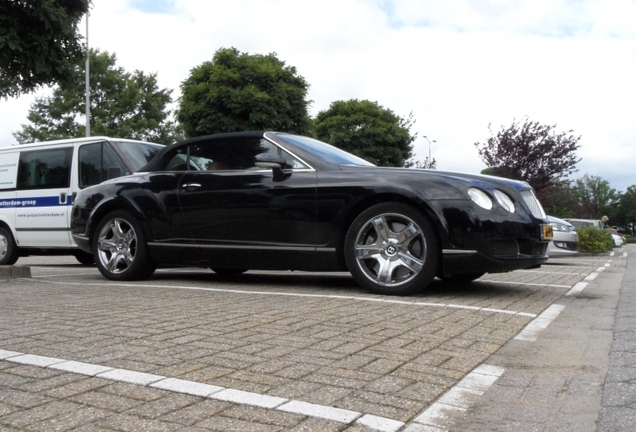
[576,227,614,253]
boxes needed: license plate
[541,224,553,240]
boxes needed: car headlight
[493,190,515,213]
[550,222,570,232]
[468,188,492,210]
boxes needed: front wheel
[344,203,439,295]
[93,210,156,281]
[0,227,20,266]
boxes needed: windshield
[112,141,164,171]
[274,133,374,167]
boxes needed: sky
[1,0,635,191]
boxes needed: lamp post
[423,136,436,161]
[85,12,90,137]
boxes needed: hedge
[576,227,614,253]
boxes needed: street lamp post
[423,136,436,161]
[85,12,90,137]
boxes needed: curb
[0,266,32,280]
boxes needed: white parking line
[408,364,505,431]
[0,349,404,432]
[478,279,572,289]
[565,282,588,296]
[32,279,539,318]
[514,304,566,341]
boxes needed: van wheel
[93,210,156,281]
[0,227,20,266]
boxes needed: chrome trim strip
[442,249,478,255]
[263,132,315,171]
[16,228,70,232]
[148,242,324,252]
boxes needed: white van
[0,137,164,265]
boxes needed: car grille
[520,190,546,219]
[489,240,519,257]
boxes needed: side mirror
[254,154,290,181]
[254,153,286,169]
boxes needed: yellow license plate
[542,224,553,240]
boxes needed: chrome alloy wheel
[353,213,427,287]
[0,233,8,260]
[96,218,138,275]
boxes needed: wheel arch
[0,216,18,240]
[334,193,447,272]
[86,199,150,251]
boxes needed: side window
[160,138,309,172]
[79,142,128,188]
[257,140,309,169]
[17,147,73,190]
[189,137,263,171]
[162,148,189,171]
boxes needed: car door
[175,136,319,255]
[15,146,74,247]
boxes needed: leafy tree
[314,99,416,167]
[14,49,180,144]
[474,117,581,200]
[0,0,90,98]
[540,179,578,218]
[617,186,636,234]
[177,47,311,137]
[571,174,618,220]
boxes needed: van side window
[79,143,128,188]
[17,147,73,190]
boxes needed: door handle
[182,183,201,191]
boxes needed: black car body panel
[71,131,550,293]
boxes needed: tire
[93,210,156,281]
[212,268,248,276]
[439,272,485,284]
[344,203,439,295]
[73,250,95,266]
[0,227,20,266]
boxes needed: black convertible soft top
[139,131,266,172]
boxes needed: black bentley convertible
[71,132,553,295]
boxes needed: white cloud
[1,0,635,191]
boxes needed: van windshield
[112,141,165,171]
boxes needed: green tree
[572,174,618,220]
[474,117,581,200]
[617,186,636,234]
[314,99,416,167]
[14,49,180,144]
[0,0,90,98]
[540,179,578,218]
[177,47,311,137]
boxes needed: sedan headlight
[493,190,516,213]
[550,222,571,232]
[468,188,492,210]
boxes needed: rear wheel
[344,203,439,295]
[93,210,155,281]
[0,227,19,266]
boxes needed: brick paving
[0,252,616,431]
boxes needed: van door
[0,151,19,238]
[15,147,74,247]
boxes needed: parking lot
[0,249,630,431]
